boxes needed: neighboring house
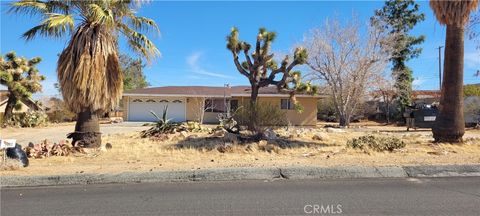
[367,89,480,124]
[411,90,441,105]
[122,86,323,126]
[0,90,42,116]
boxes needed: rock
[258,140,268,147]
[109,117,123,123]
[187,134,199,139]
[223,132,238,144]
[213,129,225,137]
[105,143,112,149]
[326,128,345,133]
[312,132,329,141]
[180,131,189,139]
[263,129,278,140]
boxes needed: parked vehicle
[413,104,439,129]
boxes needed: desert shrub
[6,111,48,127]
[47,110,76,123]
[141,106,181,137]
[44,97,76,123]
[346,135,405,152]
[179,121,210,133]
[235,102,288,133]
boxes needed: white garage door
[128,97,186,122]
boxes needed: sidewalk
[2,164,479,187]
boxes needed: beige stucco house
[122,86,322,126]
[0,90,42,116]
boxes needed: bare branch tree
[372,74,397,124]
[304,18,392,126]
[191,97,216,124]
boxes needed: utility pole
[437,46,443,91]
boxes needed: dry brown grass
[0,158,22,171]
[1,126,479,176]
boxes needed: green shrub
[235,102,287,133]
[346,135,405,152]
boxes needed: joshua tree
[0,51,45,121]
[10,0,160,147]
[226,27,316,132]
[429,0,478,142]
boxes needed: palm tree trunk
[3,93,17,121]
[432,25,465,143]
[67,110,101,148]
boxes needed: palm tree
[10,0,160,147]
[430,0,478,142]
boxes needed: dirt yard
[1,122,480,176]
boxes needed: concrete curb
[1,165,479,187]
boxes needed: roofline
[123,93,325,98]
[231,94,326,98]
[123,93,226,98]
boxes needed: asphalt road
[2,177,480,216]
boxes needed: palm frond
[430,0,478,26]
[9,0,70,16]
[86,3,115,27]
[118,23,161,61]
[22,13,74,40]
[128,15,160,34]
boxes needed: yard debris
[24,140,85,158]
[6,144,29,167]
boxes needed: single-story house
[122,86,323,126]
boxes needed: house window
[159,99,169,103]
[205,99,227,113]
[172,100,183,103]
[230,99,239,111]
[146,99,156,102]
[132,99,143,102]
[280,99,294,110]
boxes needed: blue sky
[1,1,479,98]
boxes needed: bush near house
[234,102,288,133]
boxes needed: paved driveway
[1,122,151,145]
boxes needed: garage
[128,97,186,122]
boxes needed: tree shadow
[172,136,329,152]
[378,129,432,133]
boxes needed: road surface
[2,177,480,215]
